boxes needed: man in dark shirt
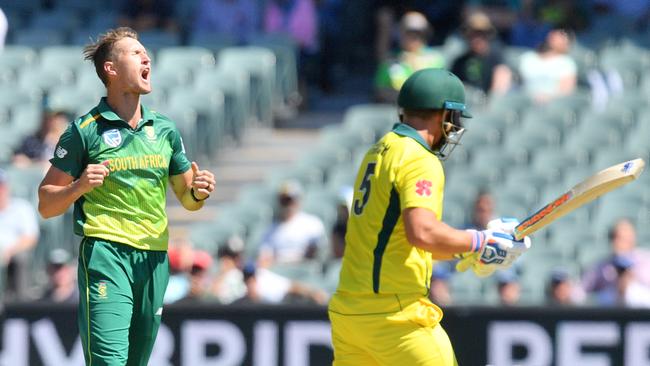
[451,11,511,94]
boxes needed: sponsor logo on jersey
[415,179,432,197]
[55,146,68,159]
[102,129,122,147]
[105,154,168,172]
[144,125,156,141]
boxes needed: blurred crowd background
[0,0,649,309]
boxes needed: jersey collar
[391,123,434,154]
[96,97,156,128]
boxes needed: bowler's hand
[191,162,215,199]
[77,161,109,194]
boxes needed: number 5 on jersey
[354,162,376,215]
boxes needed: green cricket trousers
[78,237,169,366]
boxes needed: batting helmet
[397,68,472,118]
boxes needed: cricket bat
[513,158,646,240]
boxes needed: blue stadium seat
[249,33,300,108]
[48,85,102,116]
[157,47,215,74]
[0,46,37,72]
[39,46,86,72]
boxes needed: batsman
[328,68,532,365]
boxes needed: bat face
[513,158,646,240]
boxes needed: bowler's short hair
[83,27,138,86]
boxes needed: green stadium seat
[591,150,639,173]
[0,46,37,72]
[18,66,74,94]
[167,87,225,159]
[441,199,466,228]
[5,165,44,205]
[150,68,188,94]
[487,89,531,121]
[48,85,102,116]
[188,32,237,53]
[302,187,339,230]
[530,147,583,182]
[249,33,300,108]
[156,103,200,160]
[342,104,398,140]
[13,29,66,48]
[326,163,357,192]
[504,122,561,159]
[0,87,41,109]
[75,67,105,94]
[39,46,86,72]
[10,106,41,137]
[322,259,342,294]
[194,67,251,141]
[449,270,484,304]
[157,47,215,74]
[564,122,622,157]
[137,31,181,49]
[218,47,276,126]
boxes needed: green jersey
[50,98,191,251]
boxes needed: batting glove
[456,229,531,277]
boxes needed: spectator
[257,181,326,266]
[330,186,352,261]
[465,190,495,231]
[374,11,445,103]
[615,256,650,308]
[429,262,453,306]
[264,0,318,52]
[518,28,577,104]
[39,249,78,303]
[546,268,584,306]
[0,7,7,52]
[232,261,327,305]
[496,270,521,306]
[163,237,194,304]
[0,169,39,301]
[175,250,215,303]
[192,0,260,44]
[13,111,69,169]
[582,218,650,306]
[118,0,178,33]
[211,236,246,304]
[463,0,524,40]
[452,11,512,95]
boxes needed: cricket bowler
[37,27,216,365]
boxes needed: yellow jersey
[337,123,445,300]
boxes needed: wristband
[466,229,485,253]
[191,187,208,202]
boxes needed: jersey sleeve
[394,155,444,216]
[49,123,86,178]
[168,127,191,176]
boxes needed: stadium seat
[0,46,37,72]
[157,47,215,74]
[29,9,80,34]
[167,87,225,159]
[564,121,622,157]
[503,121,561,159]
[487,89,531,120]
[5,165,44,205]
[249,33,300,108]
[194,67,251,141]
[9,106,41,137]
[218,47,276,126]
[188,32,237,53]
[13,29,66,48]
[75,67,106,94]
[269,261,323,282]
[302,187,339,230]
[18,66,74,94]
[0,87,41,110]
[449,270,484,304]
[342,104,398,140]
[39,46,86,73]
[137,31,181,49]
[48,85,102,116]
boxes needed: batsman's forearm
[409,220,474,258]
[38,181,85,218]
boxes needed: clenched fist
[78,161,110,194]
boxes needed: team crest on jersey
[415,179,432,197]
[97,281,108,299]
[144,125,156,141]
[102,129,122,147]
